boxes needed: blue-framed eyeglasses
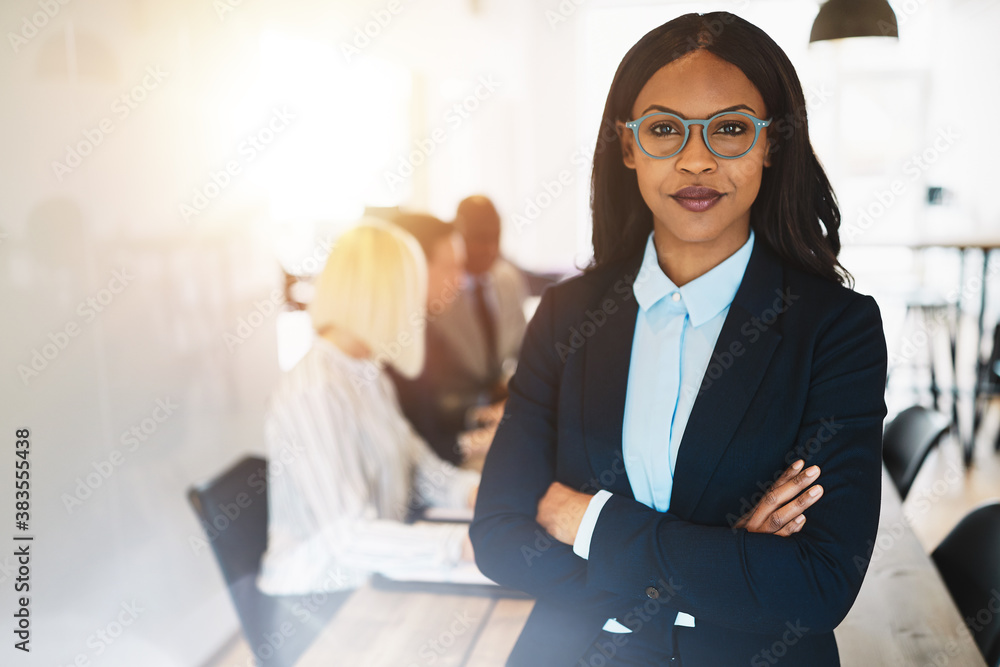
[624,111,772,160]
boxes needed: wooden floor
[204,399,1000,667]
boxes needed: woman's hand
[458,427,495,461]
[467,399,507,428]
[536,481,592,545]
[461,530,476,562]
[732,459,823,536]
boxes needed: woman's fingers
[745,465,821,533]
[774,514,806,537]
[760,485,824,534]
[772,459,805,489]
[768,465,821,512]
[732,460,805,530]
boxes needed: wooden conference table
[297,471,985,667]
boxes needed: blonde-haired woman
[257,220,479,595]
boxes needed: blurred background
[1,0,999,665]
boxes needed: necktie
[474,278,499,378]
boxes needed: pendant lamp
[810,0,899,42]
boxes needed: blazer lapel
[668,240,785,519]
[581,254,644,499]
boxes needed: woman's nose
[675,125,717,174]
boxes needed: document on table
[378,519,497,586]
[379,560,498,586]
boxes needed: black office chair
[188,456,348,667]
[932,502,1000,667]
[882,405,952,500]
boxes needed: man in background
[437,195,529,415]
[388,199,528,465]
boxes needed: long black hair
[588,12,851,286]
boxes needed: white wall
[1,2,285,664]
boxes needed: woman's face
[619,49,771,255]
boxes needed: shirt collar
[632,228,755,328]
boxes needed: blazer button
[645,586,660,599]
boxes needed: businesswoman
[257,221,479,595]
[471,12,887,666]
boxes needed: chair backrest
[188,456,269,587]
[932,502,1000,667]
[188,456,350,667]
[882,405,951,500]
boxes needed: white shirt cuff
[675,612,696,627]
[602,617,632,633]
[572,490,612,560]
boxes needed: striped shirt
[257,336,480,595]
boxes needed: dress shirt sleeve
[266,380,469,581]
[573,490,613,560]
[316,519,466,576]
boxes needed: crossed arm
[470,286,887,634]
[537,458,823,547]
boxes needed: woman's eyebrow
[638,103,757,118]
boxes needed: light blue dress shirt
[572,228,755,631]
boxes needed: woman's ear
[617,121,637,170]
[763,133,775,168]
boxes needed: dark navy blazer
[470,237,888,666]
